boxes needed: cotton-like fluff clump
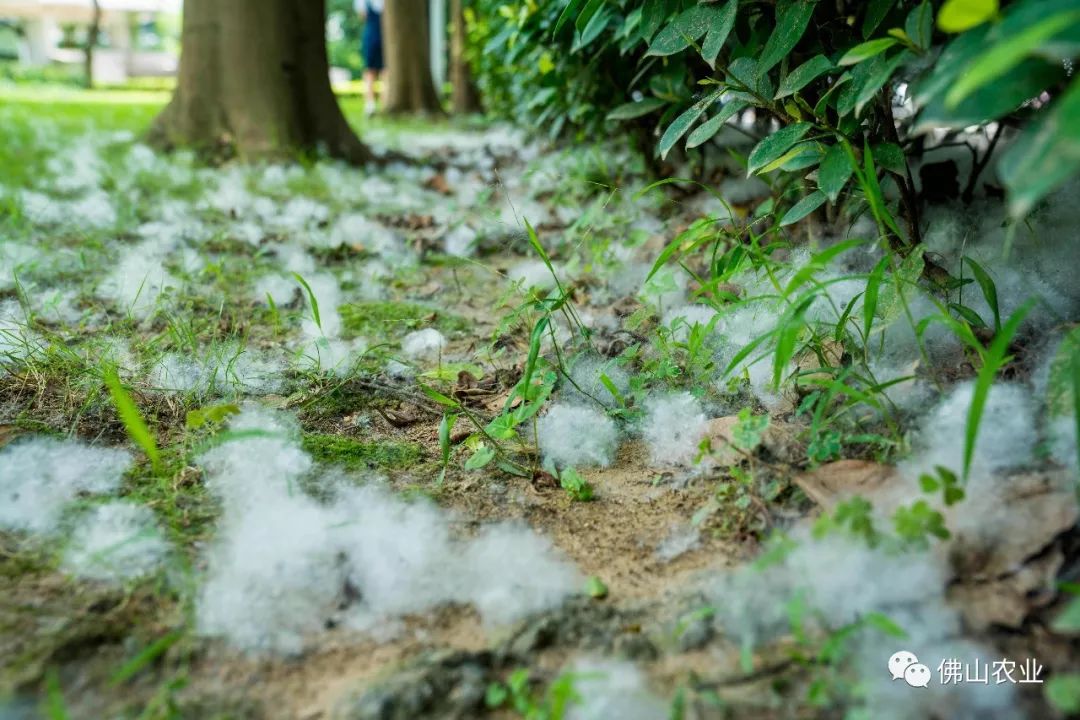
[31,287,84,326]
[254,273,299,307]
[560,355,630,409]
[69,190,117,230]
[62,502,169,582]
[97,241,180,319]
[707,533,1015,720]
[326,213,409,263]
[0,300,45,365]
[0,438,132,534]
[293,271,369,377]
[0,243,41,290]
[536,404,619,469]
[563,659,668,720]
[298,272,344,338]
[663,304,718,342]
[270,197,329,236]
[196,408,581,654]
[899,381,1037,480]
[150,348,286,396]
[655,524,700,562]
[302,337,369,376]
[1049,416,1078,470]
[401,328,447,361]
[443,224,477,257]
[508,260,558,290]
[197,407,312,512]
[642,392,707,467]
[638,265,687,311]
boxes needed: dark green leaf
[776,55,834,99]
[871,142,906,175]
[575,7,612,50]
[647,5,714,57]
[758,0,818,76]
[640,0,674,41]
[914,57,1064,132]
[554,0,587,36]
[779,190,827,226]
[659,90,723,159]
[747,122,813,176]
[839,38,899,65]
[862,0,896,38]
[950,302,987,328]
[686,100,748,148]
[905,1,934,49]
[701,0,738,67]
[606,97,667,120]
[999,79,1080,218]
[819,142,853,202]
[947,9,1080,107]
[853,50,909,115]
[575,0,605,33]
[963,257,1000,330]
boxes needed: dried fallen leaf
[949,547,1064,631]
[794,459,899,511]
[424,173,452,195]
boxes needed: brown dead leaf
[703,416,743,466]
[424,173,452,195]
[796,339,843,382]
[531,469,559,492]
[794,459,900,511]
[947,470,1079,578]
[376,407,421,427]
[704,416,804,467]
[949,547,1064,631]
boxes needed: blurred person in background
[355,0,385,116]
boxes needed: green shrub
[471,0,1079,221]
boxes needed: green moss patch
[301,432,424,471]
[339,300,468,338]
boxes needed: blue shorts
[362,15,384,71]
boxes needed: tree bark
[84,0,100,89]
[383,0,442,114]
[150,0,373,163]
[450,0,481,114]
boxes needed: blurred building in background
[0,0,180,84]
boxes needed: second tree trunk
[383,0,443,114]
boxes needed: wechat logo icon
[889,650,931,688]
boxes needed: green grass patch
[301,432,424,471]
[339,300,468,339]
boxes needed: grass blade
[43,668,70,720]
[963,256,1000,331]
[1073,348,1080,474]
[110,630,182,685]
[104,366,161,473]
[292,272,322,332]
[963,299,1035,480]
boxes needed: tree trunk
[84,0,100,89]
[383,0,442,114]
[450,0,481,114]
[150,0,372,163]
